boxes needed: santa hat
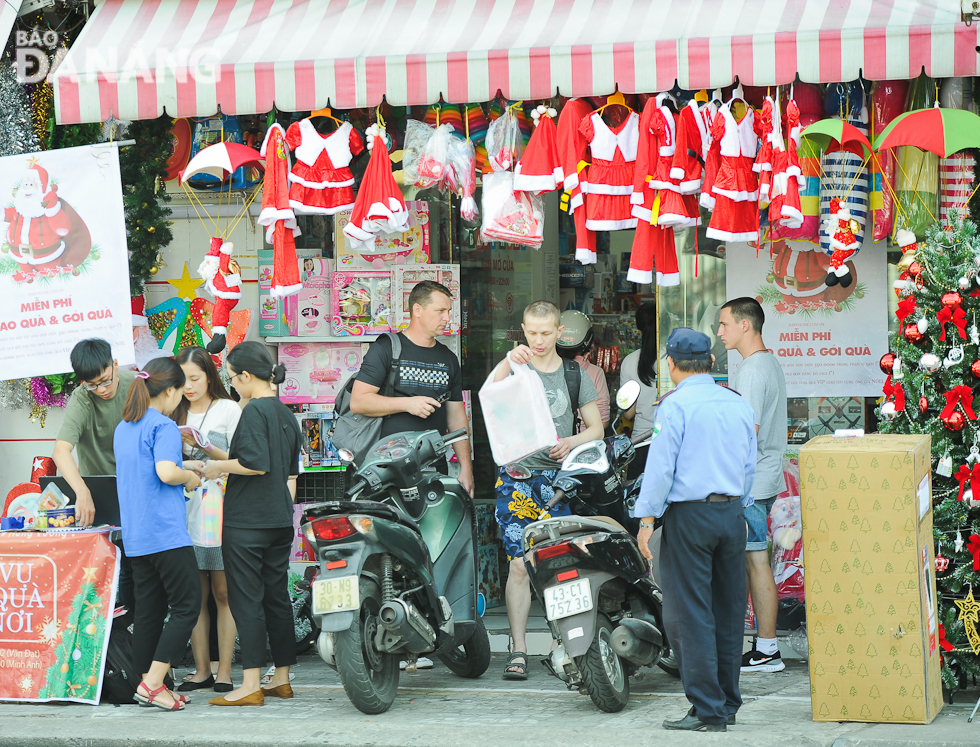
[131,295,148,327]
[197,236,222,281]
[514,107,563,193]
[896,229,917,250]
[24,163,49,192]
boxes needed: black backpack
[100,623,174,704]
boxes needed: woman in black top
[202,342,303,706]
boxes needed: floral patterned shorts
[494,466,567,560]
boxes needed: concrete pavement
[1,654,978,746]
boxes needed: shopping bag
[186,478,224,547]
[478,354,557,466]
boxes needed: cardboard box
[800,434,942,724]
[297,258,332,336]
[278,341,368,404]
[391,264,461,335]
[334,201,431,269]
[257,249,297,337]
[330,271,393,336]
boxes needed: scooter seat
[588,515,628,532]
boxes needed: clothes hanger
[593,89,633,115]
[657,89,680,114]
[308,102,344,134]
[727,78,749,119]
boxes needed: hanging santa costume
[557,98,596,264]
[659,98,703,230]
[343,125,410,254]
[579,108,639,232]
[628,95,679,286]
[705,103,759,242]
[768,99,805,230]
[514,106,563,192]
[753,97,775,209]
[258,124,303,298]
[285,119,364,214]
[822,197,860,288]
[198,237,243,354]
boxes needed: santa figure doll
[197,237,242,353]
[822,197,860,288]
[3,159,90,281]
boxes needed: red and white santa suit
[197,237,242,343]
[579,109,639,232]
[343,127,410,255]
[285,119,364,215]
[514,107,563,192]
[557,99,596,264]
[258,124,303,298]
[769,99,805,230]
[705,103,759,242]
[753,97,775,208]
[822,197,859,287]
[4,163,72,267]
[658,98,702,230]
[627,96,678,286]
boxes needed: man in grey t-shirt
[491,300,603,680]
[718,297,787,673]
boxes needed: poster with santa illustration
[725,238,888,397]
[0,145,134,378]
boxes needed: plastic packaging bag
[417,124,454,187]
[941,153,976,224]
[479,354,558,466]
[894,145,938,238]
[869,80,908,241]
[485,109,525,172]
[186,478,224,547]
[449,137,479,222]
[480,170,544,247]
[769,457,803,601]
[402,120,436,188]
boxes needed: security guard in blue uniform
[635,328,757,733]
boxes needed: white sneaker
[399,656,434,670]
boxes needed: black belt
[702,493,739,503]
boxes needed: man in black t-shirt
[351,281,473,496]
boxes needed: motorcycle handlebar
[545,488,566,511]
[443,428,469,445]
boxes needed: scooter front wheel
[335,579,400,714]
[438,616,491,678]
[576,614,630,713]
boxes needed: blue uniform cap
[664,327,712,360]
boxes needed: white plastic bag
[403,120,436,188]
[478,354,558,466]
[186,477,224,547]
[480,170,544,247]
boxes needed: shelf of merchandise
[265,335,379,344]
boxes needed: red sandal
[135,680,185,711]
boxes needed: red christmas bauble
[880,352,896,375]
[972,359,980,378]
[941,291,963,309]
[943,410,966,432]
[908,261,922,279]
[919,396,929,414]
[904,323,923,343]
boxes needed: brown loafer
[208,690,265,706]
[260,683,293,699]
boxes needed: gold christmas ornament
[896,250,918,274]
[148,265,158,276]
[955,589,980,655]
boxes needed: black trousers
[660,499,747,725]
[222,526,297,671]
[130,546,201,678]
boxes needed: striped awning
[53,0,980,125]
[1,0,24,51]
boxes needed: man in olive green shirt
[52,339,136,526]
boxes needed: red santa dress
[769,100,805,229]
[4,163,74,271]
[579,110,639,232]
[285,119,364,215]
[343,130,410,255]
[258,124,302,298]
[705,104,759,242]
[197,237,242,347]
[753,97,775,208]
[658,99,702,230]
[514,109,563,192]
[557,99,596,264]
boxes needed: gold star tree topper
[955,589,980,654]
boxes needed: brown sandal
[503,652,528,680]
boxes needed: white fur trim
[631,204,653,222]
[563,172,580,192]
[256,206,296,227]
[706,227,758,241]
[220,242,233,255]
[290,200,355,215]
[657,270,681,287]
[260,123,286,157]
[834,208,851,220]
[778,207,804,229]
[630,191,645,206]
[676,178,702,195]
[43,201,62,218]
[132,314,149,327]
[699,193,716,210]
[513,165,564,192]
[270,282,303,299]
[711,186,760,201]
[580,182,633,196]
[586,218,638,231]
[626,267,653,284]
[211,289,242,300]
[669,166,686,181]
[648,179,679,192]
[834,264,851,277]
[211,325,227,334]
[896,229,916,248]
[658,212,700,228]
[287,173,355,189]
[785,165,801,178]
[10,240,65,265]
[570,193,584,210]
[753,162,773,173]
[828,237,859,251]
[575,248,598,264]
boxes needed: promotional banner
[0,530,118,703]
[0,144,134,378]
[725,239,889,397]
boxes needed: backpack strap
[381,331,402,398]
[563,359,581,429]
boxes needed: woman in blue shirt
[114,357,205,712]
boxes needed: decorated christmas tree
[37,579,108,700]
[878,211,980,690]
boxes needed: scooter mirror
[505,463,533,480]
[338,448,356,465]
[616,380,641,411]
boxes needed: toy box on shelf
[257,249,298,337]
[278,341,369,404]
[392,264,461,335]
[301,414,341,468]
[475,504,504,608]
[335,201,431,270]
[330,271,393,336]
[297,258,332,336]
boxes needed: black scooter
[518,382,677,713]
[301,428,490,714]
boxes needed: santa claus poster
[725,238,888,398]
[0,145,134,379]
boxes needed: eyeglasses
[80,372,114,392]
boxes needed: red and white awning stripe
[53,0,980,125]
[1,0,24,52]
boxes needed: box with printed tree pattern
[799,434,942,724]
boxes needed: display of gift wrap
[392,264,461,335]
[331,271,393,336]
[334,201,431,269]
[297,258,332,336]
[278,341,368,404]
[800,434,943,725]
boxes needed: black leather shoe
[177,675,215,692]
[663,707,727,732]
[213,681,234,693]
[728,713,736,725]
